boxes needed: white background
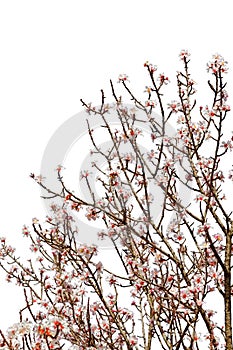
[0,0,233,333]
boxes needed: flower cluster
[167,100,181,113]
[145,99,157,107]
[1,51,233,350]
[144,61,158,73]
[158,73,170,85]
[85,207,99,221]
[207,53,228,74]
[118,73,129,82]
[179,49,191,61]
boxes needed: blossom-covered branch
[0,51,233,350]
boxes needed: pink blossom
[180,289,190,300]
[129,335,138,346]
[167,100,181,113]
[145,100,157,107]
[34,174,46,183]
[213,233,223,241]
[179,49,191,61]
[106,274,117,286]
[147,149,157,160]
[195,194,207,202]
[22,225,30,236]
[85,208,99,221]
[80,170,91,179]
[197,223,211,235]
[158,73,170,85]
[118,74,129,82]
[144,61,158,73]
[221,140,233,150]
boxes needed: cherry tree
[0,51,233,349]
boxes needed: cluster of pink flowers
[167,100,181,113]
[118,73,129,82]
[213,101,231,112]
[144,60,158,73]
[85,207,99,221]
[221,140,233,150]
[1,51,233,350]
[158,73,170,85]
[207,53,228,74]
[179,49,191,61]
[145,99,157,107]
